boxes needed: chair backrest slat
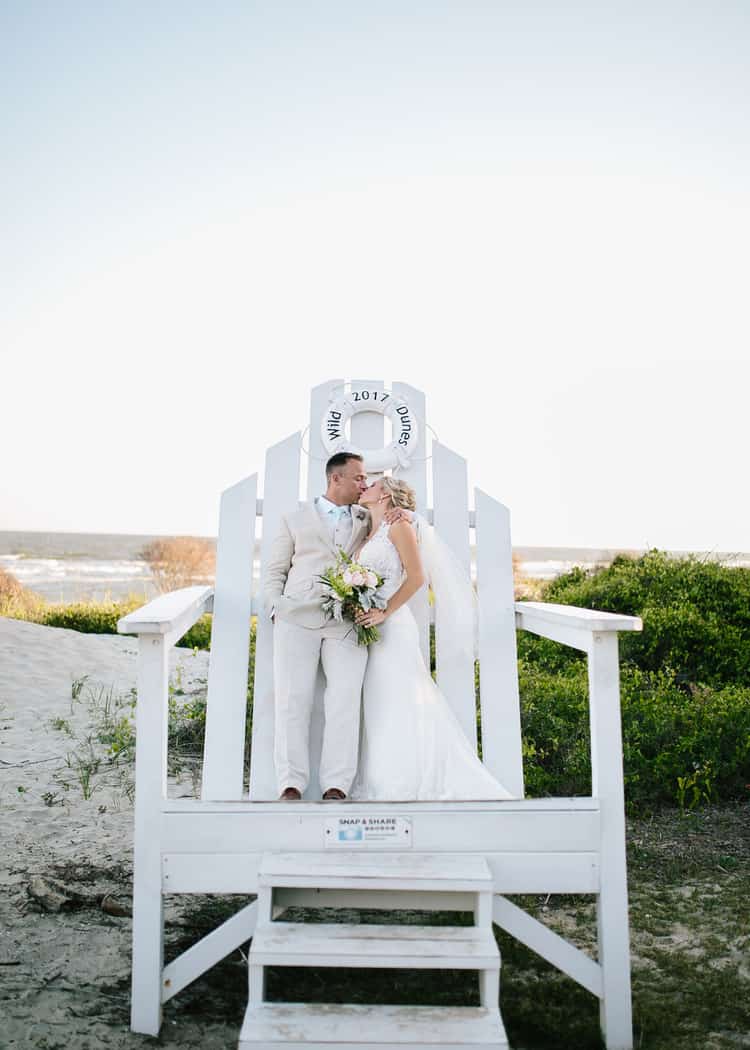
[432,441,477,751]
[350,378,385,452]
[201,473,258,799]
[392,381,430,664]
[199,381,526,801]
[248,432,301,799]
[307,380,343,500]
[475,487,524,797]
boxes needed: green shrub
[516,661,592,798]
[42,599,141,635]
[537,550,750,686]
[515,661,750,810]
[178,615,214,650]
[37,598,215,651]
[621,669,750,809]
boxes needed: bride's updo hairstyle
[380,476,417,512]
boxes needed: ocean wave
[519,559,604,580]
[0,556,153,583]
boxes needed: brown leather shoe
[279,787,302,801]
[322,788,346,801]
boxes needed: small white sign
[325,816,413,849]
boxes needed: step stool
[239,851,508,1049]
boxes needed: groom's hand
[383,507,413,525]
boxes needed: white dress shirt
[316,495,354,548]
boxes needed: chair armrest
[515,601,643,634]
[117,585,214,644]
[515,601,642,652]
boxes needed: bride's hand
[383,507,413,525]
[355,608,387,628]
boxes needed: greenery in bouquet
[318,549,387,645]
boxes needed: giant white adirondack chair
[118,379,642,1050]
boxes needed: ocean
[1,531,747,605]
[0,531,166,603]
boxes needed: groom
[264,452,407,801]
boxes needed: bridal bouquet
[318,550,387,645]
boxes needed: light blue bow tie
[331,505,349,520]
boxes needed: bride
[349,476,516,801]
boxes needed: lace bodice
[357,522,404,601]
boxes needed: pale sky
[2,1,748,551]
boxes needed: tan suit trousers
[273,618,368,795]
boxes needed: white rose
[365,571,378,588]
[342,569,354,585]
[350,571,365,586]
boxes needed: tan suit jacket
[264,501,371,629]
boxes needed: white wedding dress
[350,522,516,801]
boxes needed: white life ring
[321,388,419,472]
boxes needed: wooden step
[258,852,493,892]
[250,922,500,970]
[238,1002,509,1048]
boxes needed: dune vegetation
[3,548,748,812]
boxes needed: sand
[0,617,243,1049]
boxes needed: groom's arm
[263,515,294,620]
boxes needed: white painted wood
[486,852,599,894]
[249,922,500,969]
[516,611,596,654]
[161,807,601,858]
[479,968,500,1009]
[518,602,643,634]
[201,473,257,801]
[239,1003,508,1048]
[589,632,634,1049]
[493,895,603,998]
[161,795,600,814]
[117,585,213,648]
[393,381,430,664]
[130,635,169,1036]
[432,441,477,749]
[162,851,264,892]
[307,379,343,501]
[255,885,273,923]
[249,432,302,800]
[248,964,265,1004]
[349,378,386,462]
[474,890,493,928]
[161,900,257,1003]
[158,850,599,895]
[248,885,270,1005]
[259,850,492,892]
[261,850,492,883]
[474,489,524,797]
[431,444,471,578]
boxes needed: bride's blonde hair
[380,476,417,512]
